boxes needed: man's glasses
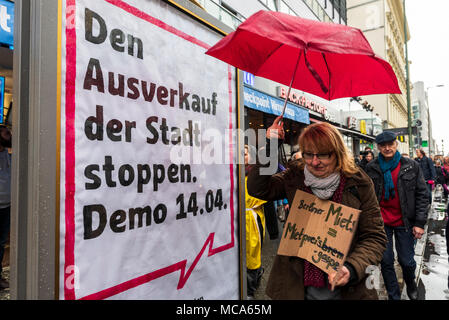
[378,141,396,148]
[302,152,333,161]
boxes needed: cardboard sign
[278,189,360,275]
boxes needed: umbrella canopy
[206,10,401,101]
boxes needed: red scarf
[303,173,346,288]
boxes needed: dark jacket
[358,158,370,172]
[435,166,448,186]
[415,156,436,181]
[365,156,429,229]
[247,160,387,300]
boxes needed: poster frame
[54,0,246,300]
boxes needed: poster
[278,189,360,275]
[59,0,239,300]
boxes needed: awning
[336,126,375,141]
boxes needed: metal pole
[281,49,302,118]
[428,108,431,155]
[403,0,413,156]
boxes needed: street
[416,190,449,300]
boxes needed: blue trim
[243,86,310,124]
[0,76,4,124]
[0,0,14,47]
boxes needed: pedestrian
[247,118,387,300]
[415,148,436,204]
[446,202,449,290]
[365,131,429,300]
[244,144,266,299]
[359,150,374,172]
[434,159,449,200]
[443,156,449,174]
[0,125,11,290]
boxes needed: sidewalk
[0,241,10,300]
[0,266,9,300]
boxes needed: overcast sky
[406,0,449,153]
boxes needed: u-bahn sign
[58,0,240,300]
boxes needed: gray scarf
[304,165,341,200]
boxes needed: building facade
[347,0,409,153]
[411,81,429,155]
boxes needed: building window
[301,0,333,23]
[328,0,346,23]
[259,0,277,11]
[279,1,297,16]
[197,0,243,29]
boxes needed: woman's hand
[266,116,285,140]
[328,266,350,289]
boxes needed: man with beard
[0,125,11,290]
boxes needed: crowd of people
[358,142,449,201]
[244,117,449,300]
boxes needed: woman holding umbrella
[247,117,387,300]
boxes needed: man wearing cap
[365,131,428,300]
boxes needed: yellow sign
[360,120,367,134]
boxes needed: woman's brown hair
[298,122,359,176]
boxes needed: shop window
[244,107,307,162]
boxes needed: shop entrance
[244,107,307,164]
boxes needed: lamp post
[426,84,444,156]
[403,0,413,156]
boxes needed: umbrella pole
[280,49,303,119]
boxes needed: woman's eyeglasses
[302,152,333,161]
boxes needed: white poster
[59,0,239,300]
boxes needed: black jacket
[415,156,436,181]
[435,166,448,185]
[365,156,429,229]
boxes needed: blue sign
[243,71,254,86]
[243,86,310,124]
[0,76,4,123]
[0,0,14,47]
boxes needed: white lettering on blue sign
[243,72,254,86]
[0,5,11,32]
[0,0,14,46]
[243,86,309,124]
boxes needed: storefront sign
[277,86,327,116]
[0,0,13,47]
[243,71,254,86]
[244,86,309,124]
[360,120,367,134]
[324,109,337,122]
[59,0,239,300]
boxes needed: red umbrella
[206,10,401,115]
